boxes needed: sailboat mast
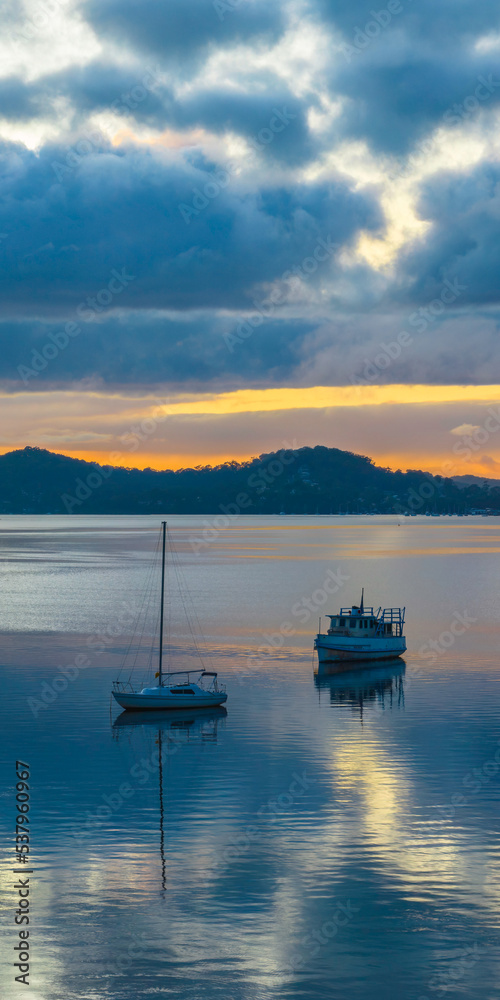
[158,521,167,685]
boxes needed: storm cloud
[1,0,500,400]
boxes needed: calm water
[1,515,500,1000]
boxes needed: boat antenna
[158,521,167,686]
[360,587,364,613]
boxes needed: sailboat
[112,522,228,711]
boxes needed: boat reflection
[112,705,227,737]
[112,707,227,892]
[314,660,405,719]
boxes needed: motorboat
[314,589,406,664]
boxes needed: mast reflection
[112,707,227,891]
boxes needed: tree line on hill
[0,444,499,515]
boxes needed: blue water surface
[1,515,499,999]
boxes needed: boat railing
[162,670,205,682]
[161,669,224,693]
[112,680,137,692]
[339,607,375,616]
[379,607,405,623]
[375,607,405,636]
[201,671,225,693]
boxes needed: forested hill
[0,444,497,514]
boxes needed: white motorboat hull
[112,690,228,711]
[315,636,406,663]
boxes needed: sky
[2,0,500,475]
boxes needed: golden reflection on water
[2,516,500,999]
[314,731,500,916]
[217,545,500,559]
[194,520,500,560]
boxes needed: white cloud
[450,424,481,435]
[3,0,100,84]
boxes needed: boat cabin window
[339,618,345,626]
[171,687,195,695]
[349,618,356,627]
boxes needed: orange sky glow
[2,384,500,478]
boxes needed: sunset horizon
[3,383,500,477]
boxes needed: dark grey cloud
[295,311,500,388]
[313,0,500,41]
[395,162,500,306]
[10,0,497,166]
[0,63,172,128]
[0,138,379,317]
[309,0,500,154]
[1,60,314,166]
[171,86,314,165]
[3,306,500,393]
[0,313,315,390]
[2,0,500,398]
[331,54,500,155]
[0,76,43,121]
[45,60,172,125]
[10,0,500,165]
[81,0,285,66]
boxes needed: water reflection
[3,517,500,1000]
[314,660,406,718]
[112,705,227,736]
[112,708,228,892]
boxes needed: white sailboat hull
[112,690,228,711]
[315,635,406,663]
